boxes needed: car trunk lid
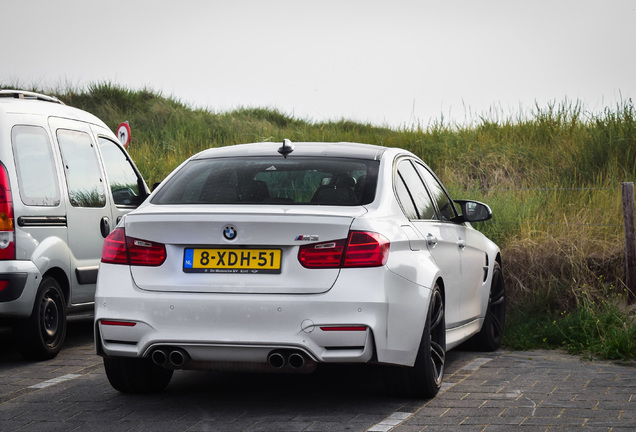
[125,204,365,294]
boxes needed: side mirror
[452,200,492,223]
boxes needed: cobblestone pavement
[1,320,634,431]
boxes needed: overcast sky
[3,0,635,128]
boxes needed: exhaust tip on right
[169,350,186,367]
[288,353,305,369]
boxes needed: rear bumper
[0,261,42,318]
[94,263,433,367]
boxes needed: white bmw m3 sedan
[94,140,505,398]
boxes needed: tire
[386,283,446,398]
[104,356,174,393]
[470,261,505,351]
[16,276,67,360]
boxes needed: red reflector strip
[320,326,367,332]
[100,320,137,327]
[0,280,8,292]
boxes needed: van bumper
[0,261,42,318]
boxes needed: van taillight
[101,227,166,266]
[298,231,389,269]
[0,163,15,260]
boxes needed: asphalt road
[1,320,635,431]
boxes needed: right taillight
[298,231,389,269]
[0,162,15,260]
[343,231,390,267]
[101,227,166,266]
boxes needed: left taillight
[101,227,166,266]
[298,231,389,269]
[0,162,15,260]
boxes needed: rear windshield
[152,157,379,206]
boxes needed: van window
[11,126,60,206]
[98,137,143,207]
[57,130,106,208]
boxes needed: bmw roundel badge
[223,225,237,240]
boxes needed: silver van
[0,90,149,359]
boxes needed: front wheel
[386,283,446,398]
[16,276,67,360]
[104,356,174,393]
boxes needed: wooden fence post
[622,182,636,304]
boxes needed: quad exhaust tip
[267,350,309,370]
[151,348,189,368]
[267,352,286,369]
[288,352,305,369]
[151,347,312,371]
[151,349,167,366]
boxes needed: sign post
[622,182,636,304]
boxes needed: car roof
[192,141,390,161]
[0,90,107,127]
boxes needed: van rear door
[49,117,110,305]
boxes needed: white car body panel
[126,207,364,294]
[96,260,432,366]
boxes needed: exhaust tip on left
[267,352,286,369]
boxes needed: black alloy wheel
[470,260,505,351]
[386,283,446,398]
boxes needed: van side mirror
[452,200,492,223]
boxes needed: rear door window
[57,129,106,208]
[414,163,456,221]
[11,125,60,206]
[396,159,437,220]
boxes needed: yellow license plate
[183,248,282,274]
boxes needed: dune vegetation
[4,82,635,360]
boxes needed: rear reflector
[0,280,8,292]
[320,326,367,332]
[100,320,137,327]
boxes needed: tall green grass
[4,82,635,359]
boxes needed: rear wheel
[387,283,445,398]
[470,261,505,351]
[16,276,66,360]
[104,356,174,393]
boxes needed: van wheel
[16,277,67,360]
[386,284,445,398]
[104,356,174,393]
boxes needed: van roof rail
[0,90,65,105]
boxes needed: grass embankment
[6,82,635,360]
